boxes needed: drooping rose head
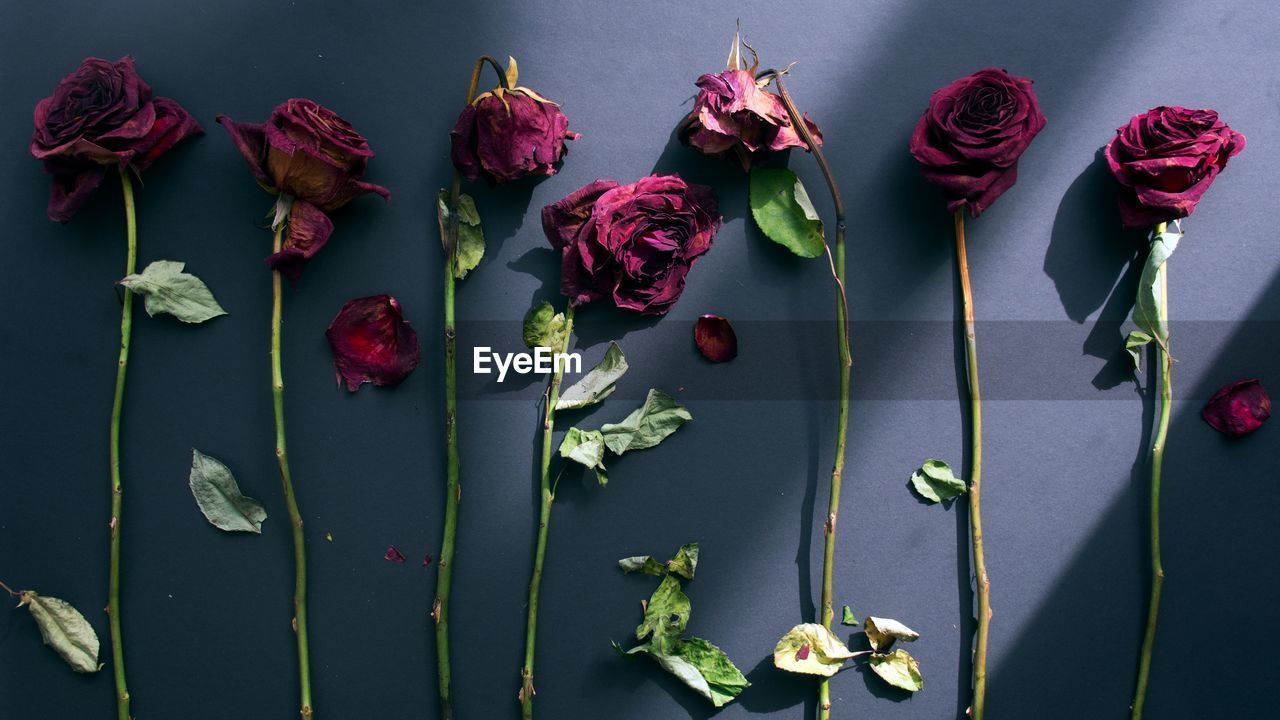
[543,175,720,316]
[1103,107,1245,230]
[217,99,389,280]
[679,69,822,171]
[1202,378,1270,437]
[910,68,1046,217]
[450,59,578,184]
[326,295,421,392]
[30,56,202,221]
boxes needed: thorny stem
[771,74,849,720]
[272,224,313,720]
[433,54,508,720]
[1131,222,1171,720]
[520,304,576,720]
[109,168,136,720]
[953,210,990,719]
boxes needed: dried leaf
[909,459,967,503]
[19,591,101,673]
[522,301,569,351]
[773,623,857,677]
[558,427,609,486]
[436,191,485,279]
[864,616,919,652]
[119,260,227,324]
[600,389,691,455]
[556,342,628,410]
[841,605,858,626]
[868,648,923,692]
[625,636,749,707]
[188,449,266,533]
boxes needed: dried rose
[679,69,822,171]
[326,295,421,392]
[1202,379,1270,437]
[30,56,202,222]
[542,175,720,316]
[216,99,389,280]
[909,68,1046,217]
[450,58,578,184]
[694,315,738,362]
[1104,106,1245,229]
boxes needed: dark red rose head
[1202,378,1270,437]
[217,99,389,280]
[910,68,1046,217]
[542,175,720,316]
[326,295,421,392]
[450,58,578,184]
[1103,106,1245,230]
[31,56,202,222]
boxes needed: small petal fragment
[384,546,406,563]
[1202,379,1271,436]
[326,295,421,391]
[695,315,738,363]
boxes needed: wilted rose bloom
[30,56,202,222]
[1104,106,1245,229]
[679,69,822,171]
[910,68,1046,216]
[451,87,578,184]
[695,315,738,362]
[1202,378,1270,437]
[326,295,420,391]
[217,99,390,280]
[542,175,720,316]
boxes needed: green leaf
[556,342,628,410]
[618,555,667,575]
[863,616,919,652]
[841,605,858,626]
[909,459,967,503]
[19,591,101,673]
[522,301,569,351]
[437,190,485,279]
[118,260,227,324]
[1125,330,1154,371]
[773,623,859,677]
[558,427,609,486]
[1132,229,1181,345]
[868,648,924,692]
[749,167,825,258]
[626,636,750,707]
[618,543,698,579]
[636,575,690,648]
[188,449,267,533]
[600,389,692,455]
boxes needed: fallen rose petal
[695,314,738,362]
[1202,378,1271,437]
[422,554,433,568]
[384,546,406,563]
[796,643,811,661]
[326,295,421,391]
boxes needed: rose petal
[384,546,406,563]
[695,315,738,362]
[422,554,433,568]
[1202,378,1271,437]
[267,200,333,282]
[326,295,422,392]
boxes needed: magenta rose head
[216,99,389,280]
[542,175,720,316]
[679,69,823,171]
[30,56,202,222]
[326,295,421,392]
[910,68,1046,217]
[1103,107,1245,230]
[1202,378,1270,437]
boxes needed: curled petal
[215,115,272,188]
[42,161,107,222]
[1202,379,1271,437]
[267,200,333,282]
[326,295,422,392]
[131,97,202,172]
[694,315,738,362]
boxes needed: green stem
[954,210,989,719]
[1131,222,1170,720]
[109,167,136,720]
[771,76,849,720]
[272,224,313,720]
[520,304,576,720]
[433,54,501,720]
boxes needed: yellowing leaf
[868,648,923,692]
[20,591,101,673]
[773,623,859,677]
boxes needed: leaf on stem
[188,449,267,533]
[436,190,485,279]
[1125,330,1154,371]
[118,260,227,323]
[868,648,923,692]
[600,389,692,455]
[558,427,609,486]
[522,301,569,351]
[863,616,919,652]
[772,623,858,677]
[1132,228,1181,345]
[749,167,825,258]
[556,342,627,410]
[909,459,966,503]
[19,591,102,673]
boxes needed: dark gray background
[1,1,1276,718]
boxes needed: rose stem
[954,209,989,719]
[1131,222,1170,720]
[109,167,136,720]
[771,75,850,720]
[271,223,313,719]
[520,304,576,720]
[434,54,507,720]
[0,579,18,598]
